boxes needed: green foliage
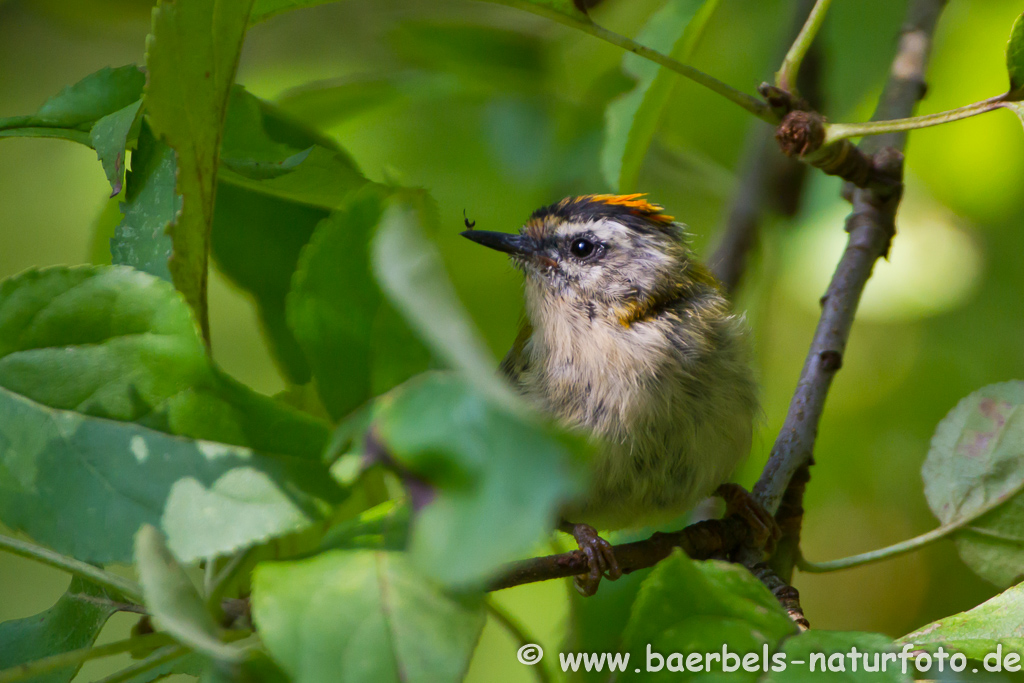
[144,0,255,339]
[0,266,328,456]
[136,525,242,662]
[900,581,1024,659]
[0,266,340,564]
[369,372,583,587]
[4,2,1024,682]
[112,125,177,279]
[766,631,910,682]
[287,187,430,420]
[371,197,511,404]
[602,0,717,192]
[0,65,143,144]
[0,578,118,683]
[922,381,1024,586]
[212,87,370,384]
[618,552,796,681]
[252,550,485,683]
[0,65,144,193]
[0,383,341,564]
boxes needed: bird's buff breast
[516,302,754,531]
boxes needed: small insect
[463,209,476,230]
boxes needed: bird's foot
[560,521,621,596]
[715,483,781,553]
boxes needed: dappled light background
[2,0,1024,680]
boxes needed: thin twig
[799,472,1024,573]
[824,94,1007,143]
[67,593,149,615]
[483,0,776,122]
[0,532,144,603]
[776,0,832,95]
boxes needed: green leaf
[252,550,485,683]
[35,65,144,127]
[111,124,177,280]
[221,146,312,180]
[287,187,431,420]
[137,525,245,662]
[0,578,119,683]
[899,582,1024,660]
[211,87,370,384]
[1007,12,1024,95]
[617,552,796,681]
[90,99,143,197]
[0,65,144,143]
[371,196,512,405]
[0,265,328,455]
[0,265,341,563]
[319,500,411,552]
[922,381,1024,586]
[602,0,718,192]
[0,385,341,564]
[145,0,255,339]
[766,631,911,682]
[372,372,583,587]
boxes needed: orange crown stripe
[577,194,675,224]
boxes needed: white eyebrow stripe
[553,218,622,241]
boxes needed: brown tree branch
[751,0,949,581]
[487,517,748,591]
[754,0,947,516]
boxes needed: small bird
[462,194,760,595]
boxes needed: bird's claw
[562,522,621,596]
[715,483,781,553]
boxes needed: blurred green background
[1,0,1023,680]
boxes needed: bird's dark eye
[570,238,596,259]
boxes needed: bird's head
[462,194,717,326]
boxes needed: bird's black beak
[460,230,538,256]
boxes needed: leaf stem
[483,0,776,123]
[207,547,255,609]
[91,645,191,683]
[0,633,174,683]
[0,533,143,603]
[799,477,1024,573]
[486,599,553,683]
[776,0,833,95]
[824,95,1007,144]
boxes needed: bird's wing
[499,318,532,387]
